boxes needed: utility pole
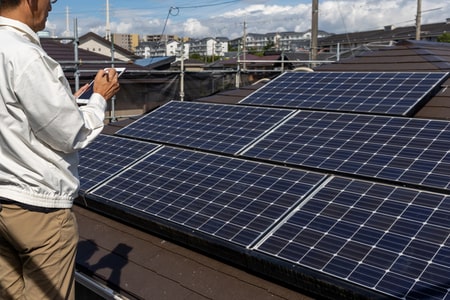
[105,0,111,41]
[242,21,247,70]
[416,0,422,40]
[310,0,319,67]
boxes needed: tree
[264,41,275,51]
[437,32,450,43]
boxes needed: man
[0,0,120,299]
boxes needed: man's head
[0,0,56,32]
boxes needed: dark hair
[0,0,22,9]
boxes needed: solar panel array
[78,71,450,299]
[240,72,448,116]
[256,177,450,300]
[243,111,450,192]
[116,101,293,154]
[88,146,327,247]
[78,135,160,193]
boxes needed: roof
[78,32,138,60]
[207,54,282,69]
[316,40,450,72]
[41,38,147,76]
[135,56,176,69]
[195,83,267,104]
[74,40,450,299]
[318,20,450,46]
[315,40,450,120]
[75,204,311,300]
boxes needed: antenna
[62,6,71,37]
[105,0,111,41]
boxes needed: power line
[175,0,241,9]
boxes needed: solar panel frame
[255,176,450,300]
[78,134,160,194]
[115,101,295,155]
[86,146,328,248]
[239,72,449,116]
[242,111,450,192]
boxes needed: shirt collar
[0,16,41,46]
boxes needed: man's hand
[93,68,121,101]
[73,83,90,98]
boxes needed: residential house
[318,18,450,54]
[78,32,138,63]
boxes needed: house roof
[315,40,450,72]
[74,40,450,299]
[135,56,177,69]
[318,20,450,46]
[207,54,282,69]
[41,38,153,88]
[78,32,138,60]
[315,40,450,120]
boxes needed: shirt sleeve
[15,54,107,153]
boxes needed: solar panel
[116,101,294,154]
[242,111,450,192]
[239,72,448,116]
[87,146,327,247]
[78,134,160,193]
[255,176,450,299]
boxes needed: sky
[46,0,449,39]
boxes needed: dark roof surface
[318,20,450,46]
[41,38,147,79]
[75,206,312,300]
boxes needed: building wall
[79,40,131,62]
[111,33,140,52]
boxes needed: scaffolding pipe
[74,19,79,91]
[75,272,128,300]
[180,39,185,101]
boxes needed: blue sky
[46,0,449,38]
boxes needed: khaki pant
[0,202,78,300]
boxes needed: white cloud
[46,0,450,39]
[180,18,210,37]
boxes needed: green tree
[264,41,275,51]
[437,32,450,43]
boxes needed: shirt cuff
[89,93,108,110]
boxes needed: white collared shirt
[0,16,107,208]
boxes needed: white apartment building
[229,30,331,52]
[189,37,229,57]
[135,40,189,60]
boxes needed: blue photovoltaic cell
[243,111,450,192]
[116,101,294,154]
[239,72,448,116]
[88,146,327,247]
[256,177,450,300]
[78,134,160,193]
